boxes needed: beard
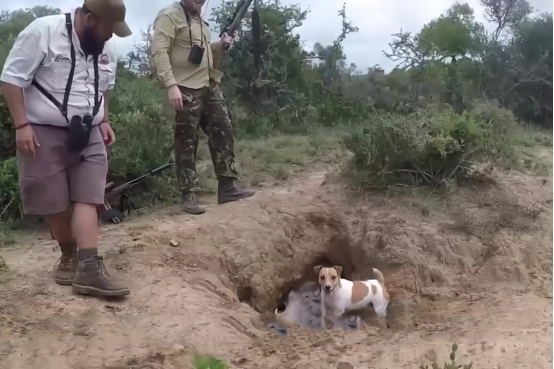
[81,25,105,56]
[184,0,203,14]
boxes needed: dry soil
[0,159,552,369]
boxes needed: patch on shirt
[99,54,109,65]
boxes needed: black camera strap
[180,1,204,48]
[92,55,100,119]
[31,12,102,124]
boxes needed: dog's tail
[372,268,385,285]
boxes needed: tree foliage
[385,1,552,125]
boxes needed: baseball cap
[84,0,132,38]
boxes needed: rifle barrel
[226,0,253,36]
[104,163,173,201]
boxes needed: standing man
[1,0,132,297]
[152,0,255,215]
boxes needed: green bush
[470,101,517,158]
[345,104,518,189]
[316,98,370,127]
[0,96,15,159]
[106,68,175,187]
[0,157,21,221]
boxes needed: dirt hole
[227,214,408,331]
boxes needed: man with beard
[1,0,132,298]
[152,0,255,215]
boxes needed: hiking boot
[72,255,130,297]
[181,192,206,214]
[218,178,256,204]
[54,244,78,286]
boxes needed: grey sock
[78,248,98,261]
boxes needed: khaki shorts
[17,124,108,216]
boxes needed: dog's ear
[333,266,343,287]
[313,265,323,277]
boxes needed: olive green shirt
[151,1,223,89]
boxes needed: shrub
[0,95,15,159]
[0,157,21,221]
[106,72,177,204]
[344,104,518,189]
[109,106,173,177]
[470,101,517,158]
[107,68,175,183]
[316,98,371,127]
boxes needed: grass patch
[510,145,553,176]
[511,124,553,148]
[239,131,345,163]
[194,129,349,189]
[192,354,227,369]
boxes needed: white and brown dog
[314,265,390,320]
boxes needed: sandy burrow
[0,167,552,369]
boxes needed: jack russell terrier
[314,265,390,321]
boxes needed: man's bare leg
[47,210,74,243]
[72,203,99,256]
[71,203,130,297]
[46,210,78,285]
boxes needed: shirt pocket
[175,23,203,47]
[97,63,113,91]
[51,56,73,91]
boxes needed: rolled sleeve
[151,13,178,88]
[0,20,46,89]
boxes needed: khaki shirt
[151,2,223,89]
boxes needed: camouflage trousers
[175,84,238,193]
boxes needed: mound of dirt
[0,165,552,369]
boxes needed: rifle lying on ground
[100,163,174,224]
[212,0,254,71]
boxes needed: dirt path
[0,165,552,369]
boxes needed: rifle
[219,0,253,38]
[213,0,254,70]
[100,163,174,224]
